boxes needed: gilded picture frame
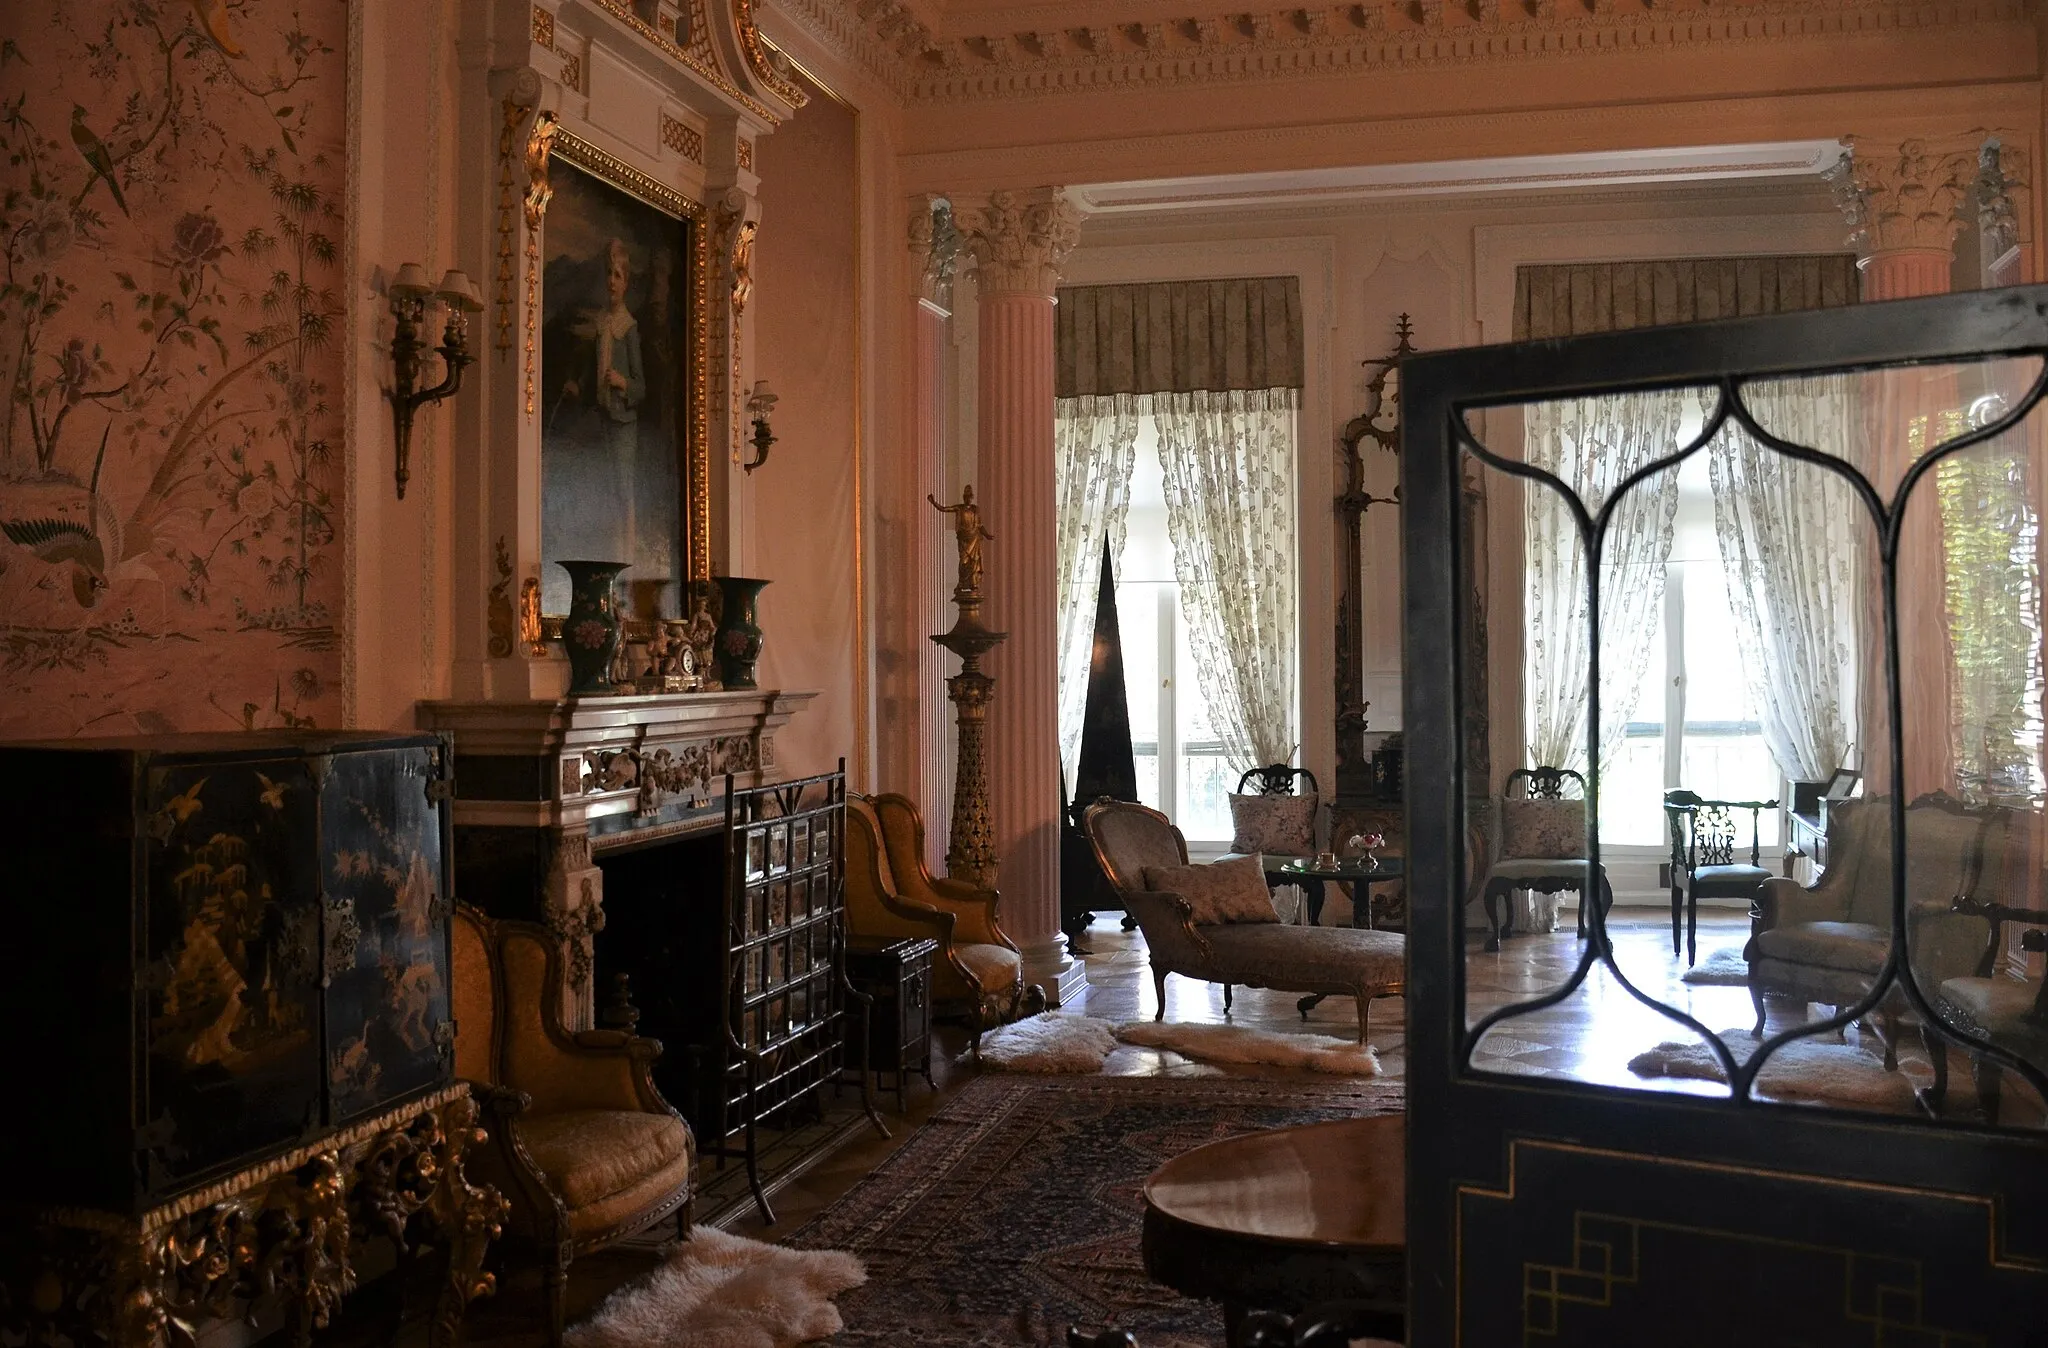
[538,129,709,622]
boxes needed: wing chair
[451,905,693,1348]
[845,792,1041,1051]
[1665,789,1778,967]
[1747,793,2015,1070]
[1083,799,1405,1042]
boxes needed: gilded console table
[3,1085,506,1348]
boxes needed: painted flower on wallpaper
[12,201,76,267]
[170,212,229,266]
[0,2,345,735]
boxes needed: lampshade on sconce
[385,261,481,500]
[742,379,778,474]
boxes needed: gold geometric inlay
[531,4,555,47]
[661,114,704,164]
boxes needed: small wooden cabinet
[844,936,936,1112]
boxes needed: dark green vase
[558,560,629,695]
[714,577,769,689]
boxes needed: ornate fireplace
[420,689,813,1025]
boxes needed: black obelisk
[1060,536,1138,944]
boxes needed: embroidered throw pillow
[1501,797,1586,859]
[1228,792,1317,856]
[1142,855,1280,925]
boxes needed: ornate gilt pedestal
[3,1086,507,1348]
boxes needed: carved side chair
[1664,789,1778,967]
[451,904,693,1348]
[1231,764,1327,923]
[1475,766,1611,951]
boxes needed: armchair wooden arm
[495,927,674,1116]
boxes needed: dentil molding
[764,0,2026,106]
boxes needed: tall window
[1073,407,1294,839]
[1114,418,1243,843]
[1559,451,1782,847]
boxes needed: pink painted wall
[0,0,348,737]
[748,71,860,779]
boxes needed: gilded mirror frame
[537,127,710,623]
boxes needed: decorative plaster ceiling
[1071,141,1850,214]
[766,0,2024,103]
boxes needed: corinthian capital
[960,187,1082,299]
[909,194,960,309]
[1831,135,1981,257]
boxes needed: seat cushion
[950,940,1021,993]
[1196,923,1404,991]
[1683,863,1772,895]
[518,1109,692,1211]
[1752,921,1890,975]
[1145,856,1281,925]
[1937,976,2045,1035]
[1228,793,1317,855]
[1487,858,1603,883]
[564,1149,693,1239]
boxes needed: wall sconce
[387,263,483,500]
[742,379,778,474]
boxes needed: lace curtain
[1524,390,1689,776]
[1152,387,1299,772]
[1706,379,1861,783]
[1055,394,1142,780]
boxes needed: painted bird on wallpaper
[0,426,113,607]
[187,0,247,58]
[70,106,130,219]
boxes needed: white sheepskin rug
[967,1013,1382,1076]
[1627,1030,1919,1111]
[1679,948,1751,986]
[565,1227,865,1348]
[972,1013,1121,1072]
[1116,1020,1382,1076]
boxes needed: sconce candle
[742,379,778,474]
[387,263,484,499]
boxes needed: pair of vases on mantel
[556,560,768,696]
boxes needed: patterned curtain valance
[1055,276,1304,398]
[1512,254,1859,340]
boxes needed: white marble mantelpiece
[419,687,815,1024]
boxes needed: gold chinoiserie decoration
[4,1086,506,1348]
[929,485,1005,887]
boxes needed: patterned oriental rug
[786,1073,1405,1347]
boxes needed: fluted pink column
[909,196,960,874]
[963,188,1083,1004]
[1835,136,1970,796]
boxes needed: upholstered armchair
[1923,898,2048,1123]
[451,905,693,1347]
[1747,794,2014,1070]
[1083,799,1405,1043]
[845,792,1040,1051]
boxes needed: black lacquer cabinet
[0,731,454,1212]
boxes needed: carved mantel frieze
[958,187,1082,298]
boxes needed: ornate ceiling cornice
[766,0,2027,106]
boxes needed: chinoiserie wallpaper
[0,1,346,737]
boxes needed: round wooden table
[1141,1114,1405,1340]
